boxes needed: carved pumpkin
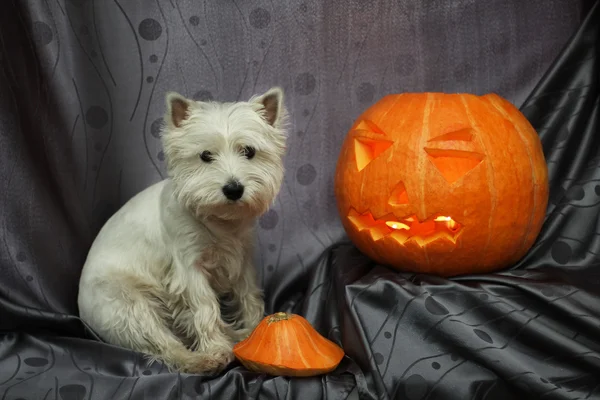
[334,93,549,276]
[233,312,345,377]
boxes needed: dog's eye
[200,151,214,163]
[242,146,256,160]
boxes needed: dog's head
[161,87,288,221]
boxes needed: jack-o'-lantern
[334,93,549,276]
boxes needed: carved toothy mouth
[347,208,463,246]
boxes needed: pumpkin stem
[268,312,292,324]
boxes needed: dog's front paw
[179,349,233,375]
[201,346,235,374]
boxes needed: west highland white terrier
[77,87,287,374]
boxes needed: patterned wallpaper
[0,0,583,313]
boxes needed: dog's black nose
[222,180,244,201]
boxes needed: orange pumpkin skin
[334,92,549,276]
[233,312,345,377]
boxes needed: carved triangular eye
[354,137,393,171]
[352,119,393,171]
[428,127,474,142]
[354,119,386,135]
[388,181,409,206]
[424,148,484,184]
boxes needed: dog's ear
[165,92,191,128]
[254,87,284,127]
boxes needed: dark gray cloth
[1,1,597,399]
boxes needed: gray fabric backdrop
[0,0,586,316]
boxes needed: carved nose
[222,180,244,201]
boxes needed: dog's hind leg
[81,271,231,375]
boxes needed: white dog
[77,87,288,374]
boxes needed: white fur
[77,87,288,374]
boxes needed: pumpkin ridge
[279,317,294,367]
[369,94,416,212]
[484,95,538,258]
[360,175,366,204]
[295,318,337,363]
[380,93,415,209]
[273,320,283,365]
[378,94,404,127]
[247,323,269,360]
[460,95,496,267]
[418,94,434,268]
[384,95,417,165]
[287,318,310,368]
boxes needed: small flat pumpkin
[233,312,345,377]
